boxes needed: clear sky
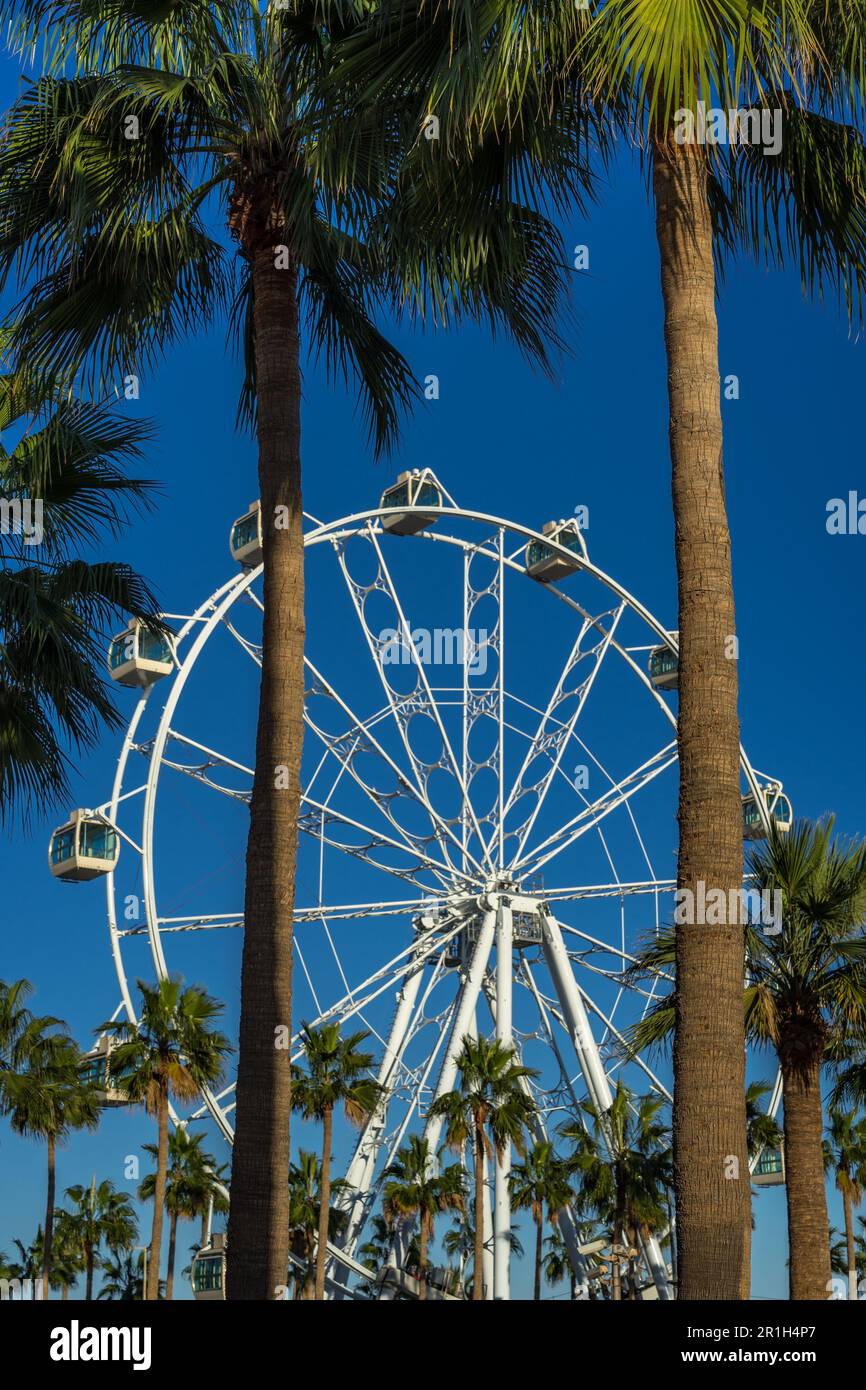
[1,47,865,1302]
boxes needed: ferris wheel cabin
[107,618,173,688]
[379,470,443,535]
[752,1144,786,1186]
[648,641,678,691]
[191,1232,226,1301]
[742,790,793,840]
[48,811,119,881]
[525,519,587,582]
[78,1035,128,1107]
[230,500,263,568]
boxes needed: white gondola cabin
[191,1232,226,1301]
[742,790,793,841]
[107,618,173,688]
[752,1144,785,1186]
[78,1035,128,1107]
[525,519,587,582]
[48,810,119,881]
[379,470,443,535]
[648,641,678,691]
[229,500,263,568]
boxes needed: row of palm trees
[0,975,230,1300]
[2,0,866,1301]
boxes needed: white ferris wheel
[48,470,792,1300]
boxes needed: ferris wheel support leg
[330,959,426,1295]
[493,901,513,1300]
[422,910,497,1157]
[485,972,591,1297]
[467,1010,495,1301]
[541,910,672,1301]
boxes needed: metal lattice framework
[89,479,783,1300]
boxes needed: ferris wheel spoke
[460,531,506,870]
[513,740,678,878]
[299,798,453,892]
[503,602,625,867]
[305,657,480,882]
[336,526,493,872]
[219,614,262,668]
[542,878,676,902]
[289,916,464,1052]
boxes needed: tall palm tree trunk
[166,1209,178,1301]
[473,1122,485,1301]
[315,1106,333,1300]
[227,246,302,1301]
[612,1190,624,1303]
[42,1132,56,1301]
[843,1187,857,1301]
[652,136,750,1302]
[146,1085,169,1301]
[781,1046,831,1299]
[85,1242,94,1301]
[533,1213,543,1301]
[418,1216,429,1301]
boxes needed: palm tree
[100,978,231,1300]
[0,346,161,823]
[0,1,567,1297]
[292,1022,381,1300]
[288,1150,350,1300]
[139,1127,221,1300]
[560,1084,671,1302]
[7,1232,43,1298]
[50,1210,86,1300]
[337,0,866,1301]
[824,1107,866,1302]
[0,1005,100,1298]
[633,819,866,1299]
[63,1179,137,1300]
[429,1034,537,1301]
[97,1248,149,1301]
[381,1135,465,1300]
[509,1139,574,1301]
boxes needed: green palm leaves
[292,1022,382,1299]
[0,354,161,820]
[381,1134,465,1298]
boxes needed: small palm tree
[50,1210,86,1300]
[139,1127,221,1300]
[288,1150,350,1300]
[0,1005,100,1298]
[97,1248,165,1301]
[824,1108,866,1302]
[560,1084,671,1303]
[429,1034,537,1301]
[62,1180,137,1300]
[101,978,232,1300]
[510,1139,574,1301]
[292,1023,382,1300]
[381,1135,465,1300]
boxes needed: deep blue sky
[2,46,865,1302]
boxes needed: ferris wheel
[49,471,791,1301]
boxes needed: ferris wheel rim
[100,493,782,1170]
